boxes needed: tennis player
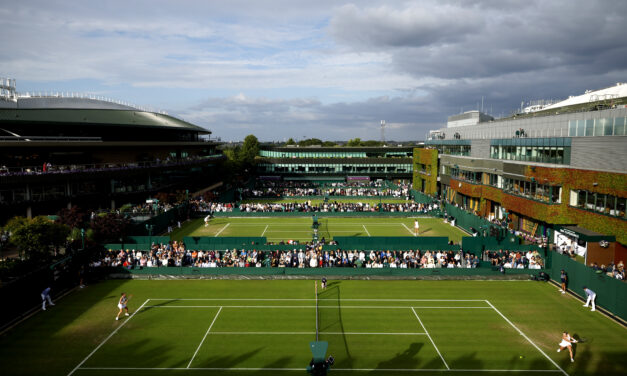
[582,286,596,311]
[204,214,211,227]
[116,292,130,320]
[557,331,577,362]
[321,277,327,289]
[414,219,420,235]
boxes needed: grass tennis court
[171,217,467,243]
[2,280,625,376]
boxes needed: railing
[0,155,224,177]
[0,136,102,142]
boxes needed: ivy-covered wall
[412,148,438,195]
[526,166,627,243]
[448,166,627,244]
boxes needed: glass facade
[503,178,561,204]
[570,190,626,219]
[450,167,481,184]
[259,150,412,158]
[258,163,412,174]
[568,117,627,137]
[424,140,471,156]
[490,138,571,165]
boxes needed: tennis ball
[519,355,524,359]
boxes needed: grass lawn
[169,217,468,243]
[1,279,624,376]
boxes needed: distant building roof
[447,111,493,128]
[543,83,627,111]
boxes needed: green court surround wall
[548,251,627,322]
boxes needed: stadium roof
[543,83,627,111]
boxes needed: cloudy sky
[1,0,626,141]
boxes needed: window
[503,177,560,203]
[569,190,578,206]
[615,117,626,136]
[585,119,594,136]
[571,189,627,218]
[569,120,577,136]
[577,120,585,137]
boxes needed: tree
[90,213,133,244]
[285,138,295,145]
[56,206,87,229]
[298,138,323,147]
[240,134,260,166]
[5,216,70,259]
[347,138,362,146]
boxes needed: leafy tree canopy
[4,216,70,259]
[90,213,133,244]
[346,138,384,147]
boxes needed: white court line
[78,367,562,372]
[261,224,269,236]
[264,230,361,233]
[214,223,230,237]
[362,224,371,236]
[401,223,416,236]
[411,307,449,370]
[187,306,222,368]
[209,331,428,335]
[485,300,569,376]
[146,306,492,309]
[216,222,433,226]
[149,298,488,302]
[67,299,150,376]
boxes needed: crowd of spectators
[189,200,234,213]
[0,155,217,177]
[590,261,625,280]
[190,200,439,214]
[241,181,411,198]
[94,243,493,269]
[485,249,544,269]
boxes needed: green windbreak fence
[460,237,539,255]
[113,265,536,277]
[334,236,457,250]
[411,190,437,204]
[104,236,171,251]
[444,203,492,233]
[548,251,627,322]
[130,203,189,236]
[184,236,267,249]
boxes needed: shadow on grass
[317,283,353,368]
[196,347,263,369]
[371,342,425,371]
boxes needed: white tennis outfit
[559,334,573,348]
[118,296,128,309]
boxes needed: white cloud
[1,0,625,141]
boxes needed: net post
[315,280,319,341]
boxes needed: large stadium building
[0,78,223,221]
[415,83,627,263]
